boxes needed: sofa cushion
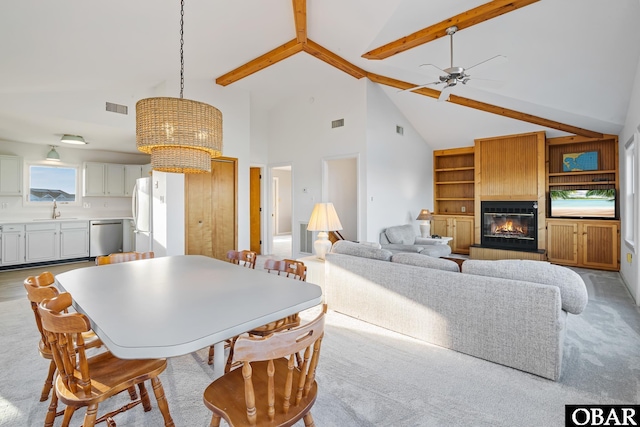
[419,245,452,257]
[462,259,588,314]
[331,240,392,261]
[382,244,424,253]
[384,224,416,245]
[391,252,460,272]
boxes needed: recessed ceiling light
[60,134,87,145]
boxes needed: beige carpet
[1,265,639,426]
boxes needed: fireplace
[481,201,538,251]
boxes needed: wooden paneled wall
[474,131,547,250]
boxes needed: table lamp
[416,209,433,238]
[307,202,343,260]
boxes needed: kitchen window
[26,163,80,206]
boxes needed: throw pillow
[462,259,588,314]
[391,252,460,272]
[331,240,392,261]
[384,224,416,245]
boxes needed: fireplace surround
[481,201,538,251]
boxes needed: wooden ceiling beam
[366,72,604,138]
[293,0,307,44]
[215,39,303,86]
[303,39,367,79]
[362,0,540,60]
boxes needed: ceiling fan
[403,26,507,102]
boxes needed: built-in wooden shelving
[433,146,475,216]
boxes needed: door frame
[267,162,294,256]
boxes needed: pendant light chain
[179,0,185,99]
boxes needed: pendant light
[135,0,222,174]
[46,146,60,161]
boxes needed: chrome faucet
[52,201,61,219]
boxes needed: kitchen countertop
[0,216,133,226]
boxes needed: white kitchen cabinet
[124,165,143,196]
[1,225,25,265]
[60,221,89,259]
[25,223,59,262]
[0,155,23,196]
[83,162,127,197]
[105,164,125,196]
[83,162,106,196]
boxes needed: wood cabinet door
[546,221,579,265]
[430,217,449,239]
[452,217,474,254]
[185,158,237,261]
[581,222,618,270]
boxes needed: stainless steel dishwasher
[90,220,123,257]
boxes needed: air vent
[331,118,344,128]
[299,222,313,254]
[106,102,128,115]
[396,125,404,135]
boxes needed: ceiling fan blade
[418,63,446,79]
[398,81,442,93]
[465,55,508,74]
[438,86,452,102]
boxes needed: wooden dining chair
[24,273,60,403]
[203,306,326,427]
[226,249,257,269]
[24,273,111,427]
[207,259,307,367]
[38,292,174,427]
[264,258,308,281]
[95,251,154,265]
[207,249,258,365]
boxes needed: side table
[421,236,453,245]
[297,255,326,300]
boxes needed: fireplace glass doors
[481,201,538,251]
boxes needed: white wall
[619,52,640,305]
[0,139,149,219]
[326,157,358,241]
[266,77,434,255]
[365,80,434,242]
[267,78,367,256]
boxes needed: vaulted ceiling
[1,0,639,153]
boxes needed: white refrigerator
[131,171,185,257]
[132,176,153,252]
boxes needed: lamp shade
[307,203,343,232]
[416,209,433,221]
[136,97,223,174]
[60,134,86,145]
[46,146,60,161]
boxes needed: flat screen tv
[549,189,616,219]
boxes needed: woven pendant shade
[136,97,223,174]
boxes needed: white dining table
[54,255,323,378]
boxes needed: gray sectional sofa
[380,224,452,257]
[324,240,588,381]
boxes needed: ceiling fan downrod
[447,26,458,69]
